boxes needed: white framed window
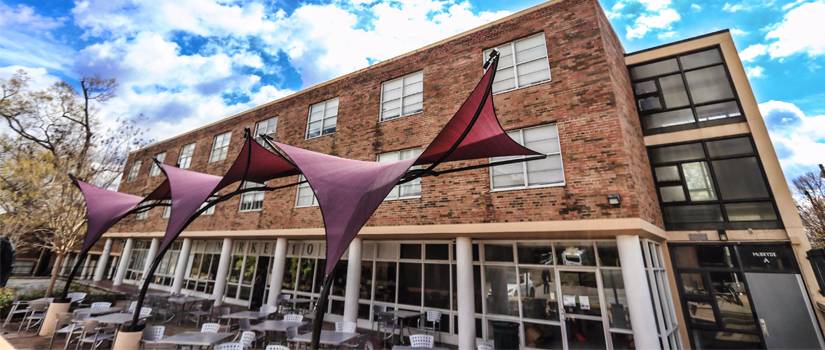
[136,209,148,220]
[209,131,232,163]
[200,196,216,215]
[178,143,195,169]
[378,148,422,200]
[126,160,142,182]
[380,71,423,121]
[483,32,551,94]
[162,200,171,219]
[239,181,264,212]
[255,117,278,142]
[295,175,318,207]
[490,124,564,191]
[306,98,338,139]
[150,152,166,177]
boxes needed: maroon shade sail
[74,180,146,252]
[273,142,416,275]
[217,134,300,189]
[156,164,223,252]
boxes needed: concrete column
[456,237,476,349]
[172,238,192,294]
[80,255,92,279]
[113,238,134,286]
[343,238,362,324]
[617,235,659,350]
[267,238,288,306]
[212,238,233,306]
[141,238,160,283]
[93,238,113,282]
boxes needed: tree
[793,166,825,248]
[0,70,148,294]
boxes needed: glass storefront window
[398,263,422,306]
[517,242,554,265]
[519,267,558,321]
[602,270,631,330]
[709,272,757,332]
[556,242,596,266]
[484,265,519,316]
[565,318,606,349]
[424,264,450,309]
[524,322,563,349]
[559,271,601,316]
[374,262,396,303]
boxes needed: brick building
[60,0,825,348]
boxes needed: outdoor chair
[476,344,494,350]
[239,330,256,349]
[335,321,356,333]
[421,310,442,342]
[283,314,303,323]
[2,300,28,330]
[18,300,49,333]
[213,306,232,326]
[409,334,435,348]
[276,294,292,314]
[341,333,373,350]
[201,322,221,333]
[127,301,138,312]
[374,311,397,348]
[139,307,153,319]
[265,345,290,350]
[259,304,278,318]
[187,299,213,326]
[46,312,74,350]
[285,326,300,350]
[67,292,87,304]
[142,325,166,349]
[89,302,111,310]
[75,319,116,349]
[214,342,245,350]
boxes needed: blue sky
[0,0,823,181]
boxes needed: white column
[617,235,659,350]
[172,238,192,294]
[93,238,113,282]
[456,237,476,349]
[343,238,362,324]
[114,238,134,286]
[267,238,288,306]
[212,238,233,306]
[141,238,160,280]
[80,255,92,279]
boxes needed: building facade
[63,0,824,348]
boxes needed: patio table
[392,347,450,350]
[250,319,307,332]
[72,306,122,316]
[392,310,422,343]
[291,330,359,346]
[89,312,133,326]
[158,331,234,348]
[219,310,276,321]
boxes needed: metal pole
[59,248,89,301]
[311,273,335,350]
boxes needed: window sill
[379,110,424,123]
[490,182,565,193]
[305,132,336,140]
[295,204,319,209]
[383,195,421,202]
[491,78,552,96]
[238,208,263,213]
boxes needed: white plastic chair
[90,302,111,310]
[201,322,221,333]
[67,292,87,304]
[335,321,356,333]
[409,334,434,348]
[265,345,290,350]
[127,301,138,312]
[239,331,256,348]
[259,304,278,315]
[283,314,303,323]
[139,307,152,319]
[477,344,494,350]
[214,343,245,350]
[423,310,442,342]
[142,325,165,349]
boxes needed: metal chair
[187,299,212,326]
[409,334,434,348]
[18,300,49,333]
[142,325,166,349]
[46,312,74,350]
[335,321,356,333]
[139,307,153,319]
[201,322,221,333]
[89,302,111,309]
[265,345,290,350]
[75,320,116,350]
[283,314,303,323]
[422,310,442,342]
[3,300,29,330]
[375,311,396,348]
[127,301,138,312]
[214,342,245,350]
[67,292,87,304]
[285,326,300,350]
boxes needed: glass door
[558,269,607,349]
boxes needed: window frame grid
[483,32,552,94]
[178,143,196,169]
[209,131,232,163]
[127,160,142,182]
[150,152,166,177]
[295,175,319,208]
[305,98,338,139]
[489,124,565,192]
[255,117,278,142]
[238,181,265,212]
[630,45,746,134]
[379,70,424,122]
[378,148,423,201]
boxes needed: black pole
[58,248,89,301]
[311,273,334,350]
[125,250,165,331]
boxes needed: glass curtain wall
[124,240,151,283]
[152,241,182,288]
[182,240,223,296]
[224,240,276,306]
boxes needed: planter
[113,328,144,350]
[38,302,69,336]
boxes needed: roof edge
[625,29,731,57]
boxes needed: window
[306,98,338,138]
[200,196,216,215]
[483,33,551,93]
[150,152,165,176]
[126,160,142,182]
[178,143,195,169]
[380,71,423,121]
[378,148,422,200]
[209,131,232,162]
[136,209,148,220]
[630,47,744,134]
[239,181,264,212]
[255,117,278,142]
[295,175,318,207]
[490,124,564,190]
[183,240,223,294]
[649,136,779,230]
[161,200,171,219]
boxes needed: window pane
[679,49,723,70]
[725,202,777,221]
[638,96,662,111]
[520,267,559,321]
[517,59,550,86]
[685,65,735,104]
[398,263,421,306]
[660,185,687,202]
[424,264,450,309]
[611,333,635,350]
[559,271,600,316]
[526,155,563,185]
[710,272,757,332]
[706,137,753,158]
[484,243,513,262]
[514,34,546,64]
[680,272,707,295]
[597,242,620,267]
[659,74,690,108]
[517,242,553,265]
[484,266,518,316]
[693,330,761,349]
[644,108,695,129]
[556,242,596,266]
[634,80,657,95]
[400,244,421,259]
[664,204,724,223]
[492,67,516,93]
[672,245,738,268]
[696,101,741,122]
[712,158,769,200]
[651,143,704,164]
[359,263,372,300]
[631,58,679,80]
[682,161,717,201]
[374,262,396,303]
[524,322,563,349]
[425,244,449,260]
[686,300,716,326]
[603,270,631,329]
[655,166,681,182]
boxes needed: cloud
[0,65,61,90]
[763,1,825,59]
[739,44,767,62]
[0,2,65,31]
[0,2,73,71]
[759,100,825,178]
[730,27,749,37]
[615,0,682,39]
[746,65,765,78]
[690,3,702,12]
[722,2,747,12]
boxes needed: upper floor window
[239,181,264,212]
[484,33,551,94]
[380,71,423,121]
[649,136,779,230]
[161,200,171,219]
[630,47,744,134]
[200,196,217,215]
[306,98,338,139]
[126,160,142,182]
[178,143,195,169]
[255,117,278,142]
[490,124,564,190]
[150,152,166,177]
[378,148,422,200]
[136,208,149,220]
[295,175,318,207]
[209,132,232,163]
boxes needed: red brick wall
[113,0,663,234]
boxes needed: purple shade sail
[217,136,300,189]
[272,142,416,275]
[74,180,146,252]
[157,164,223,253]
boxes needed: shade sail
[217,134,300,189]
[156,164,222,252]
[74,180,146,252]
[273,142,416,275]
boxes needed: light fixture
[607,194,621,206]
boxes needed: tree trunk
[46,253,64,296]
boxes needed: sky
[0,0,823,181]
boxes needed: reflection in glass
[359,263,373,300]
[556,242,595,266]
[710,272,757,332]
[597,242,620,266]
[603,270,631,330]
[485,244,514,262]
[524,322,563,349]
[682,162,716,201]
[488,320,521,350]
[712,158,770,200]
[685,65,735,104]
[282,257,297,290]
[398,262,422,306]
[565,318,606,350]
[519,267,558,321]
[517,242,554,265]
[611,332,635,350]
[559,271,601,316]
[297,258,315,292]
[692,330,761,349]
[374,262,396,303]
[424,264,450,309]
[484,266,519,316]
[686,300,716,326]
[680,272,707,295]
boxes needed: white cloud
[618,0,682,39]
[722,2,747,12]
[759,100,825,178]
[730,27,749,37]
[0,65,61,91]
[739,43,767,62]
[0,2,73,72]
[763,1,825,59]
[690,3,702,11]
[0,2,65,31]
[745,65,765,78]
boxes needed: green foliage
[0,288,15,311]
